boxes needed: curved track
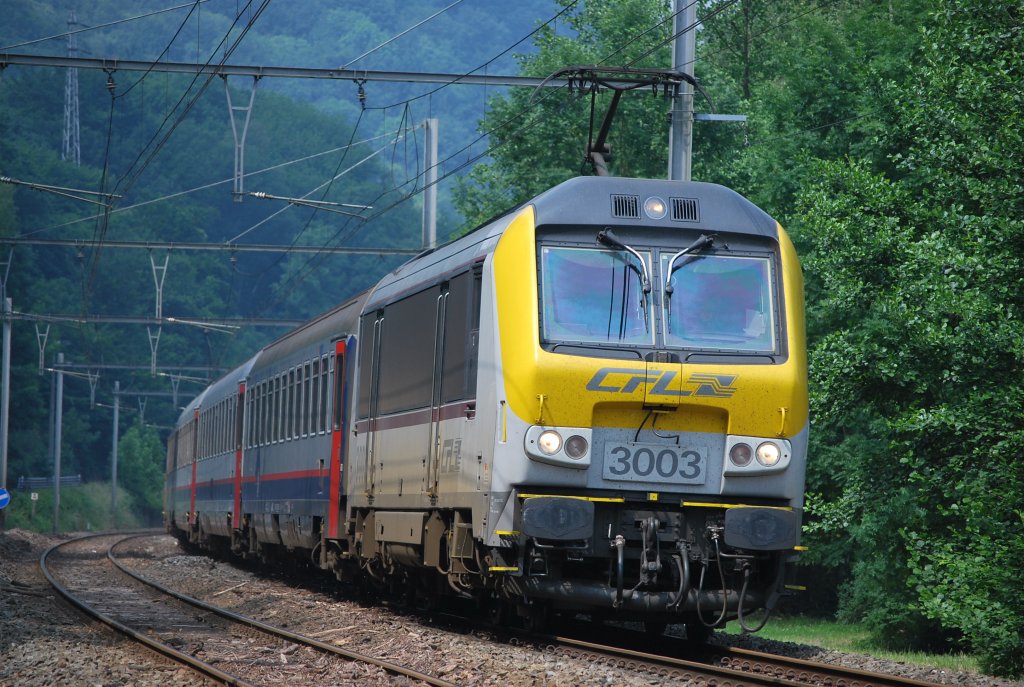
[536,631,945,687]
[711,645,945,687]
[41,532,458,687]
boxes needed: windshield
[540,246,652,345]
[663,254,776,352]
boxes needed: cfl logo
[585,368,738,398]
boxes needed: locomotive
[165,175,808,639]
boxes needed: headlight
[644,196,667,219]
[537,430,563,455]
[564,435,589,459]
[729,442,753,467]
[755,442,781,466]
[524,426,592,469]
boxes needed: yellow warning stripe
[681,501,794,511]
[519,493,625,503]
[488,566,519,572]
[494,530,520,536]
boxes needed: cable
[0,1,213,51]
[340,0,467,70]
[626,0,739,69]
[117,1,204,98]
[82,77,119,317]
[228,131,394,243]
[237,2,586,310]
[357,0,582,113]
[599,0,697,67]
[15,130,405,238]
[254,85,575,315]
[112,0,271,198]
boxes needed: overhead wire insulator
[355,79,367,110]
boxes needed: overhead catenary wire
[228,124,409,244]
[0,0,214,51]
[259,0,834,305]
[19,0,853,320]
[15,129,407,238]
[340,0,467,70]
[79,0,271,315]
[116,1,205,98]
[235,0,586,309]
[111,0,272,198]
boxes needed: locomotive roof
[253,290,369,371]
[529,176,778,237]
[364,176,778,310]
[174,354,256,425]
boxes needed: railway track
[533,630,946,687]
[40,532,458,687]
[40,532,949,687]
[710,645,947,687]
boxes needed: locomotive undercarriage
[340,501,796,635]
[171,499,796,637]
[509,504,793,633]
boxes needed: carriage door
[327,339,347,538]
[360,312,384,499]
[189,409,200,526]
[426,284,449,499]
[232,381,245,530]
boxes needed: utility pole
[0,298,11,532]
[62,11,81,165]
[422,118,439,249]
[225,76,259,201]
[668,0,697,181]
[53,352,64,534]
[111,380,119,529]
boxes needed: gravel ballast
[2,529,1021,687]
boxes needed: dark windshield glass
[541,246,651,345]
[663,255,775,352]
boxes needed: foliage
[724,616,979,674]
[4,0,1023,675]
[0,482,148,532]
[116,423,165,521]
[454,0,674,229]
[791,1,1024,675]
[452,0,1024,676]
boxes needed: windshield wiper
[664,233,716,333]
[596,228,650,332]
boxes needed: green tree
[116,423,165,522]
[454,0,675,229]
[793,1,1024,675]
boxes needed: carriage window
[442,271,481,403]
[662,254,776,353]
[320,355,331,432]
[357,315,377,419]
[378,290,437,415]
[259,382,267,446]
[302,362,312,437]
[540,246,652,345]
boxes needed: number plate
[602,441,707,485]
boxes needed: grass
[0,481,152,532]
[722,616,980,674]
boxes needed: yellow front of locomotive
[487,177,808,631]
